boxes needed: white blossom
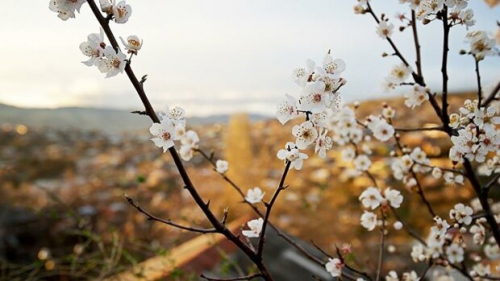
[373,121,394,142]
[386,271,400,281]
[432,167,443,179]
[276,94,298,125]
[354,155,372,172]
[470,263,491,279]
[245,187,265,204]
[465,31,497,60]
[470,224,486,245]
[98,46,127,78]
[276,142,309,170]
[446,243,464,264]
[411,244,427,262]
[216,160,229,174]
[113,1,132,23]
[449,203,473,225]
[149,119,176,153]
[299,81,328,113]
[322,53,346,77]
[359,187,383,210]
[315,129,333,158]
[402,271,419,281]
[376,21,394,39]
[79,29,105,66]
[49,0,86,20]
[360,211,377,231]
[431,216,450,236]
[292,59,315,87]
[325,258,343,277]
[388,63,412,83]
[242,218,264,238]
[120,35,142,54]
[404,85,429,109]
[384,188,403,208]
[292,121,318,149]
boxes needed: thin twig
[474,56,483,107]
[394,126,444,132]
[440,6,451,134]
[411,10,425,84]
[125,195,218,233]
[366,2,410,67]
[390,207,427,246]
[481,80,500,107]
[196,147,325,265]
[257,161,292,258]
[375,209,386,281]
[365,171,378,187]
[411,171,437,218]
[449,262,474,281]
[484,173,500,194]
[334,246,372,281]
[200,273,262,281]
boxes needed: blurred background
[0,0,499,280]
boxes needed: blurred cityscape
[0,93,495,280]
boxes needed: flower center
[162,132,172,141]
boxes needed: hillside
[0,104,270,133]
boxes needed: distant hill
[0,104,271,133]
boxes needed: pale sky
[1,1,499,116]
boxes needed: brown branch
[420,262,432,280]
[463,159,500,246]
[440,6,451,134]
[410,171,437,218]
[85,1,274,279]
[411,10,424,84]
[394,126,444,132]
[365,1,443,120]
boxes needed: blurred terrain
[0,92,498,280]
[0,104,269,133]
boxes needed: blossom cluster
[398,0,474,26]
[99,0,132,24]
[359,187,403,230]
[409,202,489,272]
[50,0,132,23]
[275,53,346,169]
[51,0,139,78]
[149,106,200,161]
[449,99,500,164]
[79,28,142,78]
